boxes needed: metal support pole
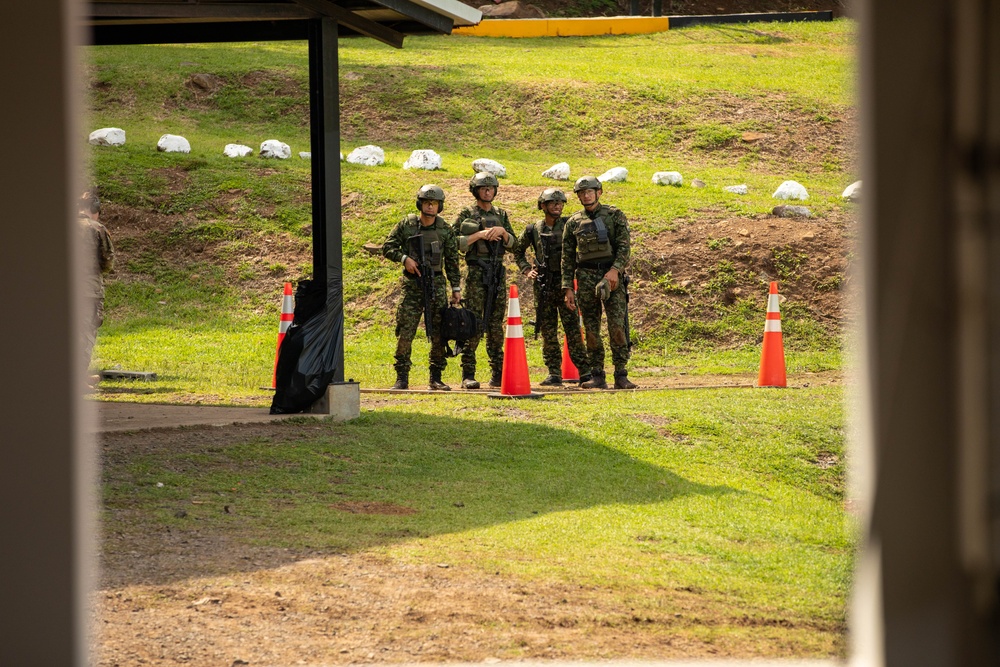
[308,17,345,382]
[630,0,640,16]
[652,0,662,17]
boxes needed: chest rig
[459,209,502,257]
[573,206,614,264]
[406,214,443,273]
[534,220,562,273]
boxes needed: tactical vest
[533,221,562,273]
[573,206,614,263]
[460,209,502,257]
[406,214,444,272]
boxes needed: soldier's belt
[577,260,614,271]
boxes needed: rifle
[532,229,554,339]
[408,233,436,340]
[478,239,504,333]
[622,271,633,351]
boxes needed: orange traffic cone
[561,279,582,382]
[272,282,293,388]
[758,281,787,387]
[489,284,543,400]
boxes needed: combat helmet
[536,188,568,210]
[416,184,446,213]
[469,171,500,198]
[573,175,602,193]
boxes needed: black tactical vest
[533,220,562,273]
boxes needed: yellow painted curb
[453,16,671,38]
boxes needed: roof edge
[406,0,481,27]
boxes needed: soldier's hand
[564,288,576,312]
[525,268,538,280]
[404,257,421,276]
[451,290,462,305]
[605,267,619,291]
[483,226,505,242]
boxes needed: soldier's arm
[611,209,631,272]
[381,222,408,264]
[99,226,114,274]
[443,227,462,293]
[453,208,475,254]
[512,226,533,272]
[561,218,578,290]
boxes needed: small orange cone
[490,285,543,400]
[758,281,787,387]
[272,282,293,388]
[561,279,582,382]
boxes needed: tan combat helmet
[416,184,446,212]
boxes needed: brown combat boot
[429,370,451,391]
[613,370,637,390]
[391,372,408,390]
[580,372,607,389]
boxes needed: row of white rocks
[90,130,863,202]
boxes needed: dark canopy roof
[87,0,482,47]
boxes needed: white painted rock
[404,149,443,171]
[652,171,683,186]
[724,184,748,195]
[346,145,385,166]
[223,144,253,158]
[89,127,126,146]
[471,158,505,177]
[299,152,311,159]
[598,167,628,183]
[260,140,291,159]
[772,180,809,200]
[542,162,570,180]
[842,180,862,202]
[157,134,191,153]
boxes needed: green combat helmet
[536,187,568,210]
[573,175,602,193]
[416,184,446,212]
[469,171,500,199]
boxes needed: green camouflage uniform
[513,217,589,377]
[79,213,114,369]
[382,214,461,375]
[453,204,516,379]
[561,203,631,375]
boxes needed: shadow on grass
[100,410,735,586]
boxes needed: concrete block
[308,381,360,421]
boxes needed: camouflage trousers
[575,268,630,374]
[461,262,507,378]
[394,275,449,375]
[534,277,588,377]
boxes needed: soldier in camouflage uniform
[382,184,462,390]
[78,189,114,382]
[513,188,590,386]
[453,172,517,389]
[562,175,637,389]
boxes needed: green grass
[104,386,852,631]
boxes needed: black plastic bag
[270,278,343,414]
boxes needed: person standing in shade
[78,189,114,386]
[382,184,462,390]
[513,188,590,386]
[453,172,517,389]
[562,175,636,389]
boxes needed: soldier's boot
[539,374,562,386]
[391,371,408,390]
[488,370,503,388]
[613,370,637,390]
[580,372,607,389]
[429,369,451,391]
[577,372,592,384]
[461,373,480,390]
